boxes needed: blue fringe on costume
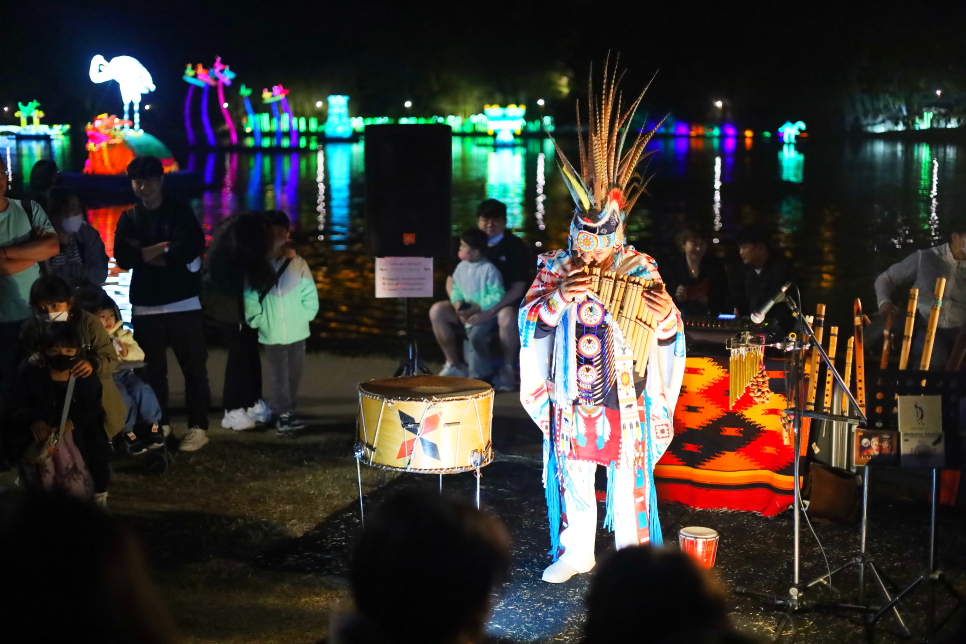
[602,461,617,532]
[545,433,563,560]
[643,392,664,546]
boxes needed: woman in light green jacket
[243,211,319,434]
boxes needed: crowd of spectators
[0,154,319,509]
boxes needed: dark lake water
[7,134,966,356]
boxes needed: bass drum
[356,376,494,473]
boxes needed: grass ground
[0,348,425,644]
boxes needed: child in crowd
[243,211,319,434]
[43,187,109,287]
[93,292,164,455]
[443,229,504,380]
[19,276,126,450]
[5,323,108,503]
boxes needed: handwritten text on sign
[375,257,434,298]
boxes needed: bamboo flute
[853,299,867,415]
[880,311,894,370]
[898,288,919,370]
[821,326,839,413]
[805,304,826,413]
[841,336,854,415]
[920,277,947,371]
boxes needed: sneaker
[222,408,256,431]
[288,413,307,430]
[276,413,298,435]
[179,427,209,452]
[439,362,469,378]
[246,400,273,424]
[94,491,109,511]
[491,365,519,393]
[147,423,165,450]
[121,431,149,456]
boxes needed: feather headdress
[553,56,662,254]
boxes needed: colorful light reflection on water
[8,134,966,341]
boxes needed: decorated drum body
[357,376,494,473]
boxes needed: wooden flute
[821,326,839,414]
[880,311,894,370]
[898,288,919,370]
[919,277,947,371]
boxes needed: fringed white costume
[518,60,686,577]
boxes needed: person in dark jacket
[43,187,109,287]
[19,275,126,444]
[5,322,109,503]
[665,226,730,317]
[729,225,799,332]
[113,156,210,452]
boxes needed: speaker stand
[395,297,431,377]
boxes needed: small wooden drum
[356,376,494,474]
[679,526,719,569]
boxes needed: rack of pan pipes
[728,277,954,451]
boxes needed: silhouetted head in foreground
[584,545,735,644]
[345,488,511,644]
[0,491,180,644]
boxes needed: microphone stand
[737,290,868,619]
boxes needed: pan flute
[587,267,663,377]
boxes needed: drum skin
[357,376,494,473]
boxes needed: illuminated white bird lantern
[89,55,156,131]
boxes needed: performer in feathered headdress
[518,59,686,583]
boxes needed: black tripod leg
[867,562,911,637]
[869,575,925,627]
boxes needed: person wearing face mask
[19,276,126,466]
[447,229,505,380]
[42,187,109,288]
[5,322,110,503]
[243,211,319,434]
[665,226,730,317]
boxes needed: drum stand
[354,460,484,527]
[395,297,431,377]
[737,295,869,622]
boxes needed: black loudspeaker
[364,124,452,258]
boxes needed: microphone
[750,282,792,324]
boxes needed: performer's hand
[675,284,687,301]
[559,268,592,303]
[642,287,674,320]
[878,302,898,317]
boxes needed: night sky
[6,0,966,141]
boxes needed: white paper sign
[375,257,434,298]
